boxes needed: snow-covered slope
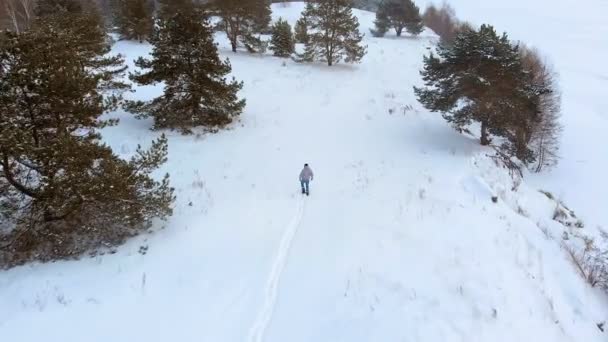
[1,3,606,341]
[415,0,608,239]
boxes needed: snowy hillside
[413,0,608,238]
[1,2,607,342]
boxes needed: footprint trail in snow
[248,199,306,342]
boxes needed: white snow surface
[1,3,607,341]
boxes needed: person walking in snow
[299,164,314,196]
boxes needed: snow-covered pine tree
[373,0,423,37]
[298,0,367,66]
[113,0,154,42]
[270,18,295,57]
[294,16,309,44]
[414,25,529,147]
[0,13,174,267]
[127,4,245,133]
[209,0,271,53]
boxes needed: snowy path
[248,198,306,342]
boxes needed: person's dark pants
[300,180,310,195]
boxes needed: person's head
[304,163,309,167]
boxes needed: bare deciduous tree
[520,46,562,172]
[3,0,34,33]
[422,3,469,44]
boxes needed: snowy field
[1,2,607,342]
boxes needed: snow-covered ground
[1,3,607,341]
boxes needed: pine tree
[253,1,272,33]
[113,0,154,42]
[294,16,309,44]
[209,0,271,53]
[0,15,174,266]
[127,5,245,133]
[370,6,389,37]
[373,0,423,37]
[402,0,423,35]
[414,25,529,147]
[298,0,367,66]
[34,0,110,59]
[270,18,295,57]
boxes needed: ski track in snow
[248,198,306,342]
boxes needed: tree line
[0,0,174,267]
[0,0,370,267]
[0,0,562,267]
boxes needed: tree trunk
[231,38,237,52]
[5,1,21,34]
[226,19,238,53]
[515,129,528,162]
[480,121,490,145]
[396,26,403,37]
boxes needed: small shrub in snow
[192,171,206,189]
[538,225,553,240]
[564,238,608,291]
[516,206,529,218]
[489,148,524,183]
[138,245,149,255]
[540,190,555,200]
[553,204,569,221]
[418,188,426,200]
[549,198,584,228]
